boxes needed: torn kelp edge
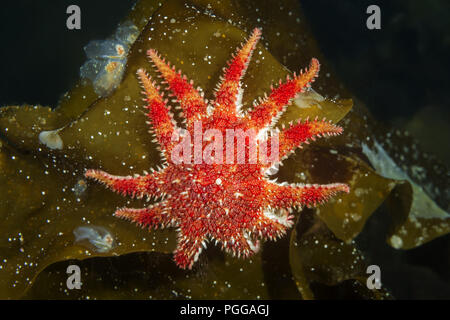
[362,140,450,248]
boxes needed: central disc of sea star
[85,28,349,269]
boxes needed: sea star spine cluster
[247,58,320,130]
[85,28,349,269]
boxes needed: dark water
[302,0,450,165]
[0,0,135,107]
[302,0,450,299]
[0,0,449,299]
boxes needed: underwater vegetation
[85,28,350,271]
[0,0,448,299]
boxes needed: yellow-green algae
[0,0,448,299]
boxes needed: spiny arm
[219,232,260,259]
[147,49,207,127]
[85,169,162,200]
[174,229,206,270]
[251,207,294,241]
[267,182,349,209]
[245,58,320,130]
[137,69,176,158]
[213,28,261,116]
[261,117,343,167]
[114,201,173,230]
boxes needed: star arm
[262,118,343,166]
[137,68,176,158]
[212,230,261,259]
[267,181,349,209]
[252,209,294,241]
[174,230,206,270]
[245,58,320,130]
[147,49,207,128]
[213,28,261,116]
[114,201,173,230]
[85,169,162,200]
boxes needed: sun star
[85,28,349,269]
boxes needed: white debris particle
[39,129,64,150]
[354,188,367,197]
[389,235,403,249]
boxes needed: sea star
[85,28,349,269]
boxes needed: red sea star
[85,28,349,269]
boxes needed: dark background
[0,0,135,107]
[0,0,449,299]
[302,0,450,166]
[300,0,450,299]
[302,0,450,120]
